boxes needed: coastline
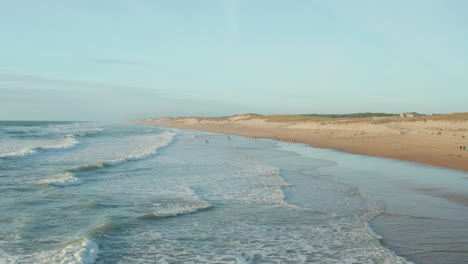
[135,114,468,171]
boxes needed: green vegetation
[414,112,468,121]
[178,112,468,123]
[298,113,397,118]
[262,114,329,122]
[261,113,397,122]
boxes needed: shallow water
[273,142,468,264]
[0,121,466,263]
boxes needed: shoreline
[135,117,468,264]
[135,114,468,171]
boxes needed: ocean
[0,121,467,264]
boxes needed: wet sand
[136,114,468,171]
[136,114,468,264]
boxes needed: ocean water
[0,121,467,264]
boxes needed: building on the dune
[400,112,421,118]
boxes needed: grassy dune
[177,112,468,124]
[261,113,397,123]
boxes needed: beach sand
[136,114,468,171]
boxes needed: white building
[400,112,420,118]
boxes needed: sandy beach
[137,113,468,171]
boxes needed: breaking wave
[0,135,79,159]
[67,132,175,172]
[35,238,99,264]
[139,187,213,219]
[37,172,82,187]
[0,238,98,264]
[140,202,213,219]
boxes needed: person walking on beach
[205,139,208,144]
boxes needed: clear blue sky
[1,0,467,121]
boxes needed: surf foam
[68,132,175,172]
[145,201,212,218]
[141,187,213,219]
[36,238,99,264]
[0,135,79,159]
[37,173,82,187]
[0,238,99,264]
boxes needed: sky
[1,0,467,121]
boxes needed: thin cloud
[0,87,60,95]
[0,72,167,96]
[0,72,64,84]
[88,58,152,66]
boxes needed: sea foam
[37,173,82,187]
[140,187,213,219]
[0,135,79,159]
[0,238,99,264]
[36,238,99,264]
[68,132,175,172]
[142,201,213,218]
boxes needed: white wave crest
[71,127,104,137]
[36,238,98,264]
[0,147,36,158]
[69,132,175,171]
[37,173,82,187]
[151,201,212,218]
[73,132,98,137]
[147,187,212,218]
[0,135,79,159]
